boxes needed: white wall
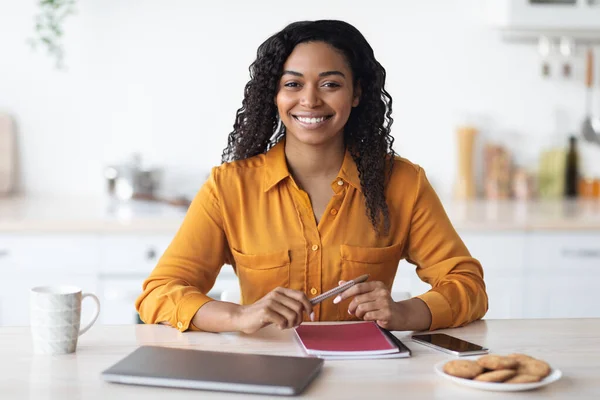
[1,0,600,198]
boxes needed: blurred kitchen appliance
[487,0,600,41]
[0,113,15,195]
[104,154,163,201]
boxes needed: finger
[346,287,386,313]
[271,292,306,326]
[274,287,313,317]
[266,299,299,329]
[376,319,392,329]
[352,300,380,319]
[335,281,385,303]
[347,291,382,314]
[362,309,389,324]
[259,308,287,330]
[349,288,390,313]
[338,280,346,286]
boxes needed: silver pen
[309,274,370,306]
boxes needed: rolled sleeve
[406,167,488,329]
[135,167,230,331]
[172,293,214,332]
[416,290,453,331]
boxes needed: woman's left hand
[334,280,402,330]
[335,280,432,331]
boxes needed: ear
[352,81,362,107]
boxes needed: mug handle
[79,293,101,336]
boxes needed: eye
[284,82,301,88]
[322,82,341,88]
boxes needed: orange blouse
[135,141,488,332]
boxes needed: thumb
[338,280,347,286]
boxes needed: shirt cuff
[416,290,453,331]
[170,292,213,332]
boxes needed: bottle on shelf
[454,125,478,200]
[564,135,579,198]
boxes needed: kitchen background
[2,0,600,198]
[1,0,600,327]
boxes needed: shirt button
[311,244,319,251]
[330,209,338,216]
[337,180,344,186]
[176,321,183,329]
[310,288,318,295]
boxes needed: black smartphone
[411,333,489,356]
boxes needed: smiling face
[276,41,360,147]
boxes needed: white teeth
[296,116,327,124]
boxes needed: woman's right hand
[232,287,313,334]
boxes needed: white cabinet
[0,234,101,272]
[393,232,528,320]
[461,232,527,320]
[488,0,600,36]
[100,234,172,274]
[96,235,174,325]
[0,232,240,326]
[522,232,600,318]
[0,234,100,326]
[393,260,430,299]
[97,276,146,325]
[96,234,239,325]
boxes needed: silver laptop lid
[102,345,324,396]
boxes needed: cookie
[443,360,484,379]
[507,353,536,363]
[517,359,551,378]
[474,369,518,383]
[505,374,542,384]
[476,354,519,370]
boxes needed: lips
[292,115,333,130]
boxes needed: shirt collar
[263,140,290,192]
[337,148,362,193]
[263,139,362,193]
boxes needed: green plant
[28,0,77,69]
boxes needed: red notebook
[294,322,411,359]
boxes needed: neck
[284,135,345,183]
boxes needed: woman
[135,20,488,334]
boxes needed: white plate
[434,361,562,392]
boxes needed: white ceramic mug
[30,285,100,355]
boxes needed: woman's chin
[286,129,343,147]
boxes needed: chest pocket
[231,248,290,305]
[338,243,403,320]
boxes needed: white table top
[1,319,599,399]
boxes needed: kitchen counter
[445,198,600,231]
[1,195,600,233]
[1,319,599,399]
[0,196,187,233]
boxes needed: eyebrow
[282,70,346,79]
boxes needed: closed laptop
[101,345,324,396]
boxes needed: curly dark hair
[222,20,396,234]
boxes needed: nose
[299,85,321,108]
